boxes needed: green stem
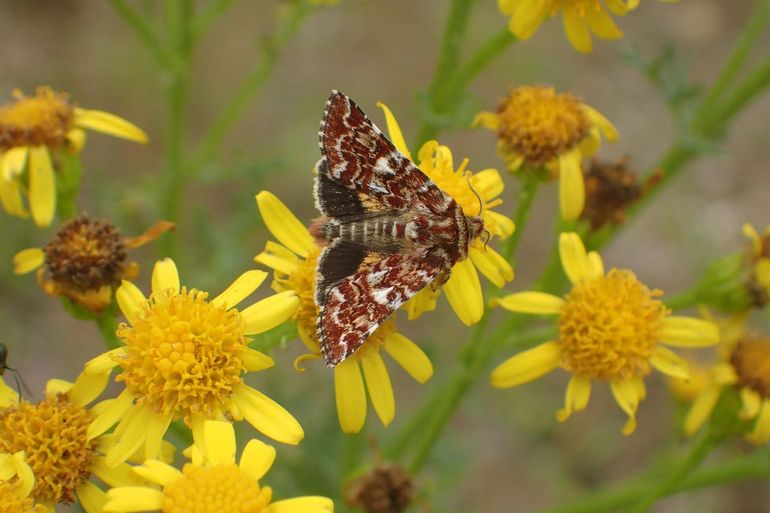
[190,0,238,40]
[109,0,176,68]
[191,1,313,167]
[663,287,701,310]
[627,429,722,513]
[158,0,192,259]
[537,450,770,513]
[95,310,122,350]
[502,173,539,261]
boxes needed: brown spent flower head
[346,463,414,513]
[730,336,770,399]
[496,86,590,167]
[0,87,75,150]
[581,156,644,230]
[44,215,127,291]
[0,394,97,504]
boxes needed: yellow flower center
[115,288,247,421]
[280,246,320,341]
[0,481,35,513]
[496,86,589,166]
[0,394,97,505]
[730,336,770,399]
[44,215,127,291]
[0,87,74,149]
[559,269,669,381]
[162,464,272,513]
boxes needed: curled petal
[556,375,591,422]
[746,401,770,445]
[471,111,500,131]
[610,378,643,435]
[491,341,561,388]
[1,146,28,179]
[740,388,762,420]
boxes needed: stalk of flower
[0,451,40,513]
[102,420,333,513]
[12,216,175,314]
[474,86,617,221]
[498,0,678,53]
[254,191,434,433]
[490,232,719,434]
[0,371,156,513]
[83,258,303,467]
[0,87,148,227]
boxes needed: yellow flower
[0,87,147,227]
[498,0,677,53]
[254,192,434,433]
[743,223,770,306]
[475,86,617,220]
[376,102,515,324]
[0,451,41,513]
[13,216,174,313]
[83,258,303,467]
[490,232,719,434]
[103,420,333,513]
[0,371,149,513]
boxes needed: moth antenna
[7,367,31,402]
[467,178,484,217]
[482,229,491,251]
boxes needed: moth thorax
[466,216,484,241]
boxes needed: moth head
[466,215,485,243]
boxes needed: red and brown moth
[312,91,484,366]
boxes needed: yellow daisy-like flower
[0,86,147,227]
[13,216,174,313]
[475,86,617,220]
[103,420,333,513]
[498,0,677,53]
[83,258,303,467]
[0,371,151,513]
[0,451,41,513]
[743,223,770,305]
[254,192,434,433]
[490,232,719,434]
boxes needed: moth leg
[431,268,452,290]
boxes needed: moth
[312,91,484,366]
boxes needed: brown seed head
[730,336,770,399]
[581,156,642,230]
[346,463,414,513]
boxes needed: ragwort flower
[475,86,617,220]
[743,223,770,306]
[255,192,434,433]
[491,232,719,434]
[0,87,147,227]
[0,451,40,513]
[103,420,333,513]
[498,0,677,53]
[84,258,303,467]
[13,216,174,313]
[0,371,148,513]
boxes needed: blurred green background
[0,1,768,511]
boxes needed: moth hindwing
[312,91,483,366]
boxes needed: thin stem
[502,173,539,261]
[190,0,238,40]
[663,287,702,310]
[191,1,313,167]
[95,310,122,350]
[109,0,175,68]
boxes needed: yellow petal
[254,241,300,275]
[74,108,148,144]
[470,246,514,288]
[231,384,304,444]
[586,251,604,280]
[610,378,642,435]
[268,497,334,513]
[559,232,592,284]
[443,258,483,325]
[558,149,585,221]
[151,258,180,297]
[334,358,367,433]
[403,286,439,320]
[661,317,720,347]
[28,146,55,227]
[471,168,504,200]
[203,420,236,466]
[70,370,110,406]
[0,177,27,218]
[106,405,155,467]
[510,0,549,39]
[242,349,275,372]
[472,112,500,131]
[485,210,516,239]
[256,191,315,258]
[376,102,412,160]
[211,270,268,309]
[131,460,181,486]
[585,5,623,39]
[605,0,631,15]
[492,291,564,314]
[116,280,147,326]
[84,348,124,375]
[13,248,44,275]
[360,351,395,427]
[683,384,721,436]
[1,146,28,179]
[90,458,145,488]
[740,387,762,420]
[66,128,87,153]
[746,400,770,445]
[87,389,134,441]
[384,332,433,383]
[242,291,299,334]
[584,105,619,142]
[562,5,593,53]
[743,223,761,253]
[650,346,690,379]
[144,414,173,462]
[239,439,276,481]
[556,375,591,422]
[103,487,164,512]
[491,341,561,388]
[77,480,107,513]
